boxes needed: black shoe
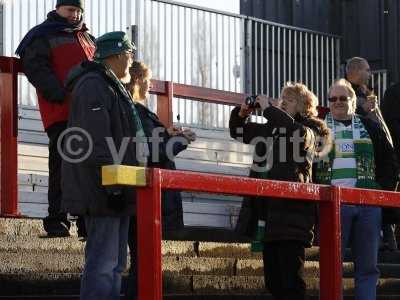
[76,216,87,238]
[43,216,71,237]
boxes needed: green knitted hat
[95,31,136,60]
[56,0,84,11]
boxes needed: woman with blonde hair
[231,82,331,300]
[125,61,196,300]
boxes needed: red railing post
[0,58,19,216]
[136,168,162,300]
[319,186,342,300]
[156,81,173,128]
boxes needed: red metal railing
[1,56,400,299]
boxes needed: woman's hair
[280,82,319,118]
[328,78,357,113]
[127,61,152,101]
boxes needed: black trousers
[126,216,138,299]
[262,241,307,300]
[45,122,69,222]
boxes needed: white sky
[173,0,240,14]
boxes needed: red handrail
[1,55,400,300]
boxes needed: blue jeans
[80,216,130,300]
[341,205,381,300]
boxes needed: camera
[245,95,261,109]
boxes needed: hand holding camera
[239,94,273,117]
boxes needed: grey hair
[328,78,357,114]
[345,57,368,75]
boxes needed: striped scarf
[315,113,380,189]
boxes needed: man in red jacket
[16,0,95,237]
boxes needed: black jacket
[61,61,141,217]
[381,82,400,160]
[230,106,329,246]
[358,115,399,192]
[135,103,188,231]
[19,11,95,104]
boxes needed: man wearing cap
[62,31,144,299]
[16,0,95,237]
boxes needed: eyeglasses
[328,96,351,103]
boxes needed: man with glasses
[346,57,398,251]
[15,0,95,237]
[61,31,142,300]
[315,79,398,300]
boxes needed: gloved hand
[106,188,125,212]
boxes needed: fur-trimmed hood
[296,115,333,160]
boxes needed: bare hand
[238,104,254,118]
[181,128,196,143]
[362,95,378,113]
[167,126,182,136]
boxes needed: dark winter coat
[18,11,95,129]
[381,82,400,161]
[61,61,142,217]
[135,103,188,231]
[355,116,399,192]
[230,106,329,247]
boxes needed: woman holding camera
[230,83,331,300]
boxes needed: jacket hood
[296,115,333,160]
[65,61,105,90]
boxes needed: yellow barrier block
[101,165,147,186]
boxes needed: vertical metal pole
[0,59,18,216]
[383,71,387,99]
[319,186,343,300]
[157,81,173,128]
[316,35,319,100]
[283,28,286,86]
[254,21,258,94]
[260,23,264,94]
[137,168,162,300]
[331,37,334,88]
[305,33,308,87]
[266,24,270,96]
[225,16,229,91]
[131,25,139,59]
[277,26,281,91]
[245,19,252,94]
[299,31,303,83]
[311,34,314,93]
[164,3,167,80]
[294,30,297,82]
[272,25,275,97]
[335,38,340,82]
[288,29,291,83]
[321,36,325,103]
[209,12,213,88]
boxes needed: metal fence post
[0,57,19,216]
[157,81,173,128]
[319,185,342,300]
[137,167,162,300]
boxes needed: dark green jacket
[61,61,141,217]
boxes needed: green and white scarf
[315,113,380,189]
[100,62,149,166]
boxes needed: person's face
[328,85,353,120]
[56,5,82,24]
[357,61,371,86]
[138,78,152,99]
[280,92,300,117]
[116,51,134,83]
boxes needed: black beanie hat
[56,0,84,11]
